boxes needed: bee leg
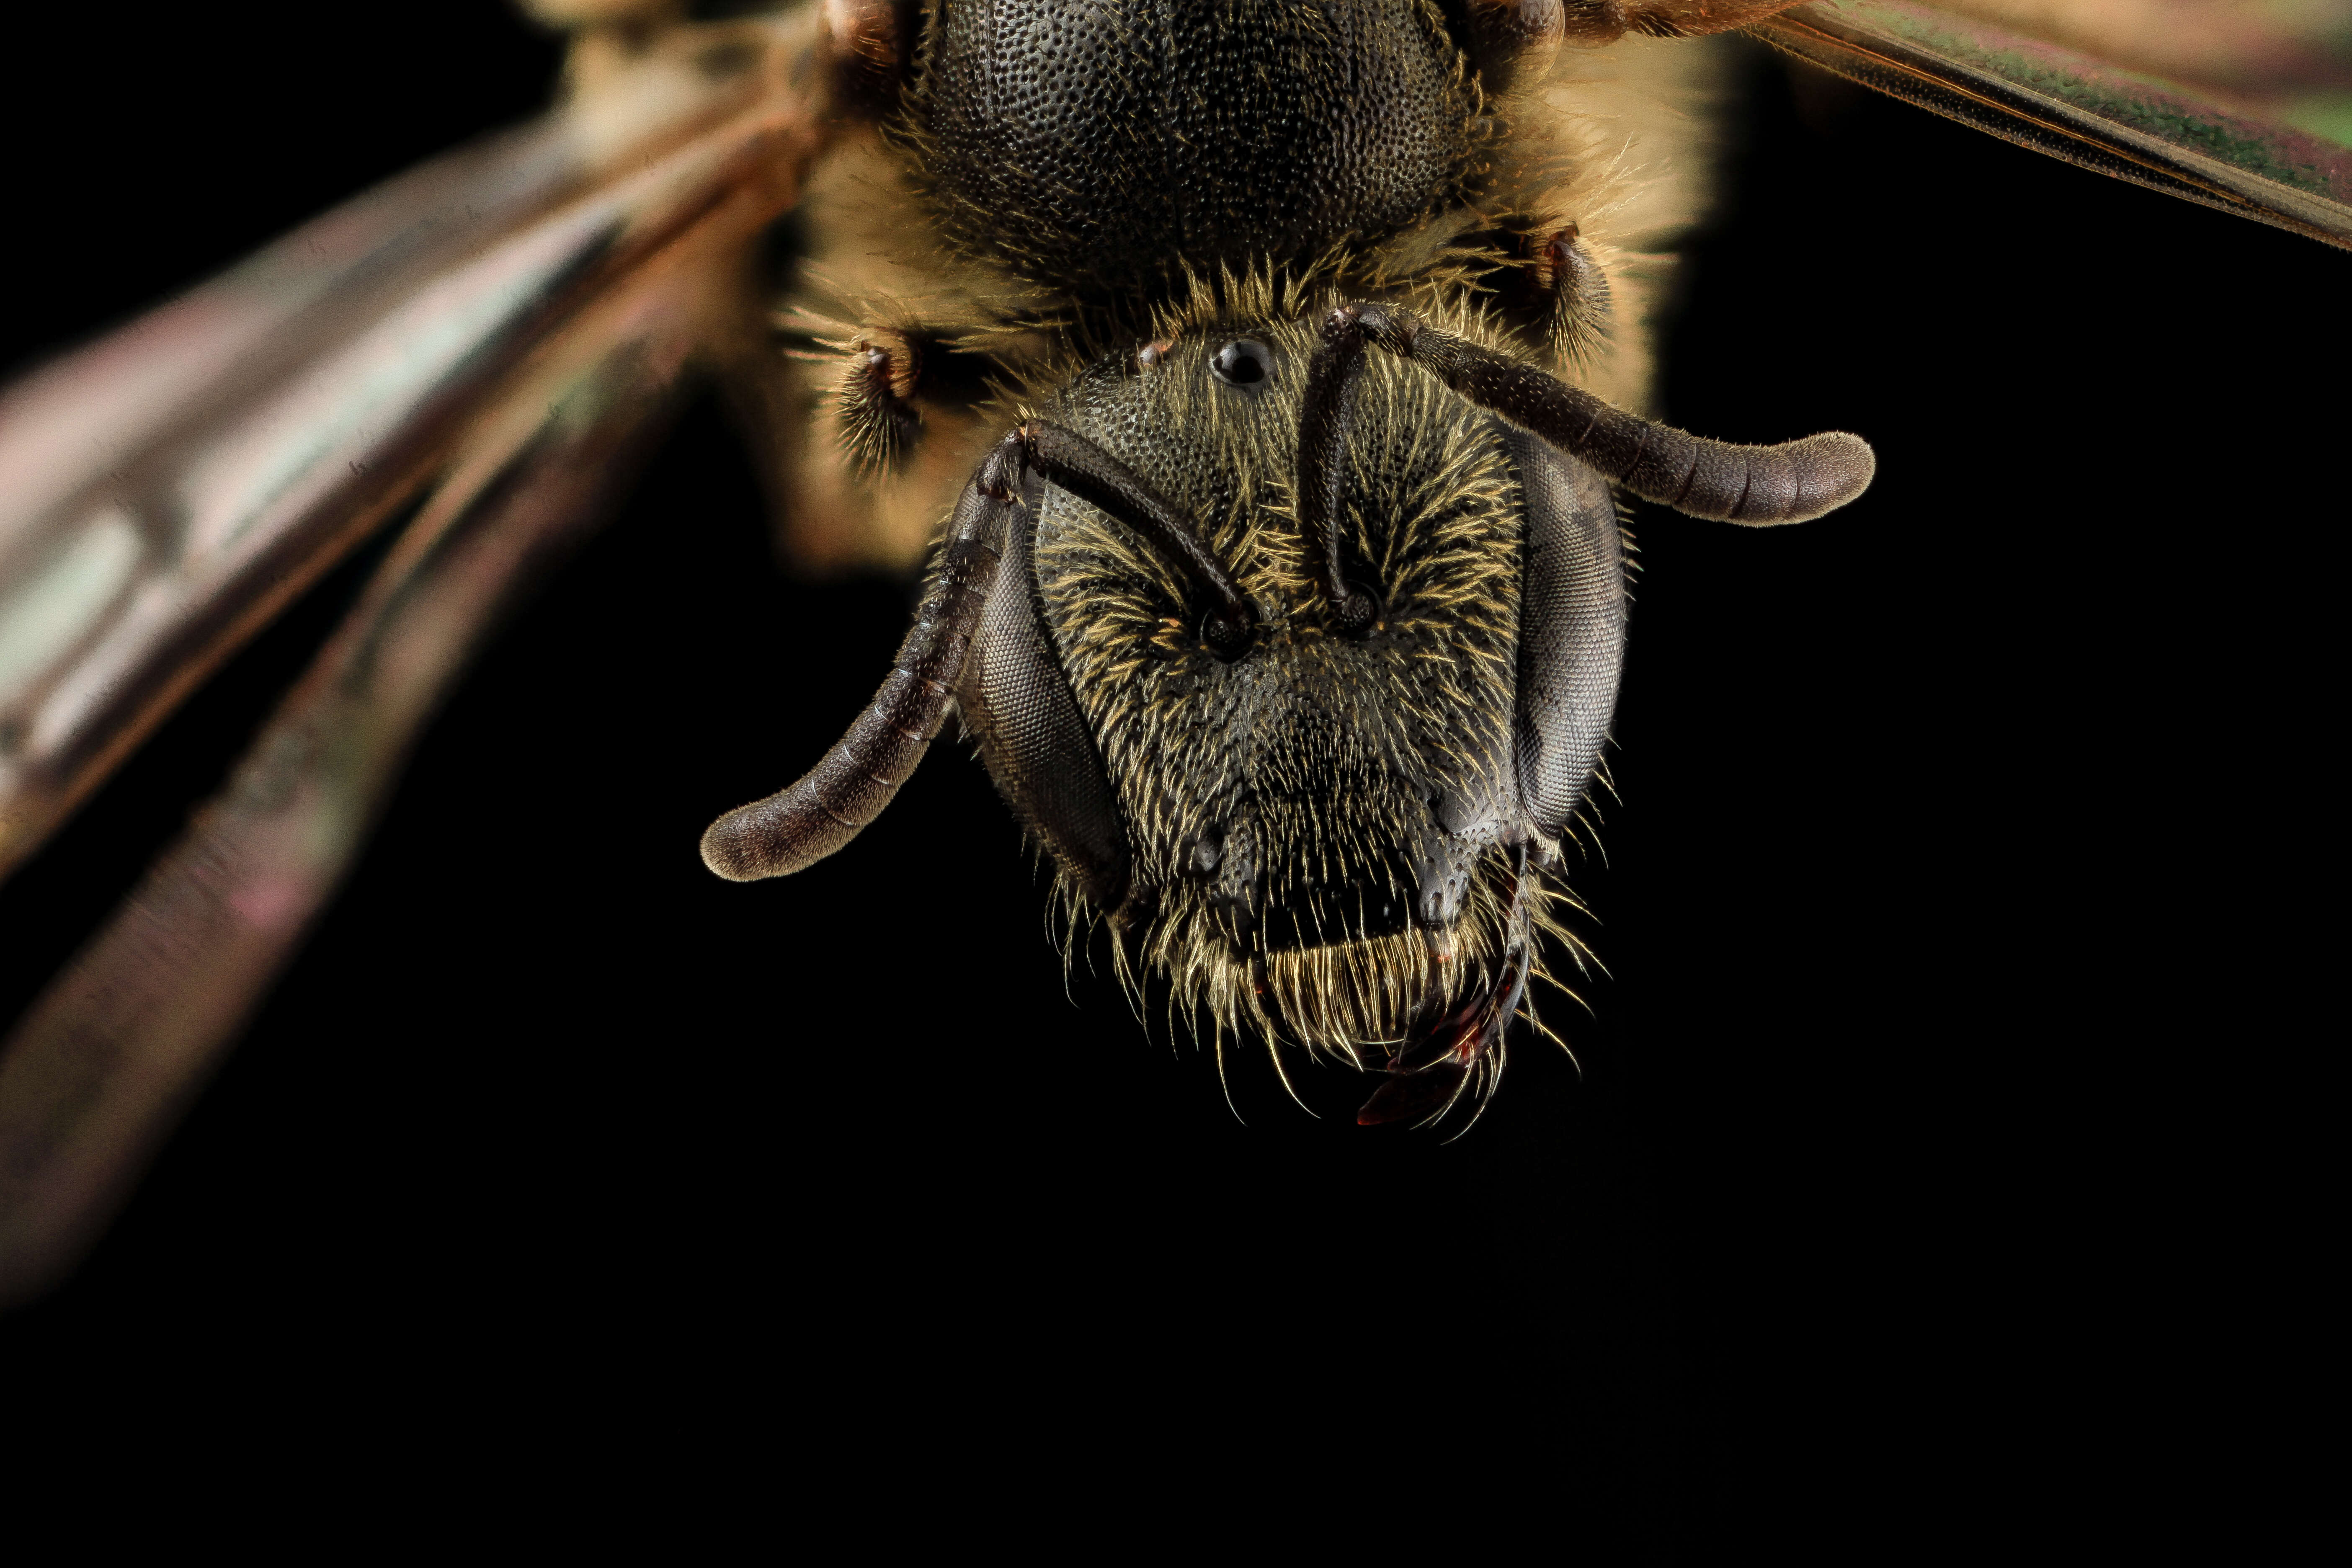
[1483,220,1614,367]
[1534,223,1612,367]
[825,0,917,116]
[832,327,926,472]
[820,320,1017,477]
[1456,1,1565,95]
[758,312,1014,571]
[1313,303,1875,525]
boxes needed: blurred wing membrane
[1749,0,2352,249]
[0,8,835,1304]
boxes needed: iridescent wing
[1746,0,2352,248]
[0,5,837,1303]
[0,10,828,880]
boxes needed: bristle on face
[1001,291,1596,1122]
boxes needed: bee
[0,0,2344,1317]
[697,2,1876,1137]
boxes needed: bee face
[977,298,1622,1082]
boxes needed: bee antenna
[1012,422,1258,660]
[699,459,1014,881]
[704,413,1255,884]
[1294,320,1385,637]
[1311,302,1876,526]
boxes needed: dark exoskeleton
[702,0,1873,1123]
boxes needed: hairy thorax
[906,0,1485,297]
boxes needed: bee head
[960,296,1625,1119]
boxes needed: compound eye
[1210,339,1271,387]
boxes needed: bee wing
[0,266,712,1307]
[0,9,838,1302]
[0,7,830,881]
[1749,0,2352,249]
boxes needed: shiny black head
[707,7,1876,1125]
[704,279,1871,1118]
[954,285,1627,1118]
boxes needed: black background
[0,4,2332,1556]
